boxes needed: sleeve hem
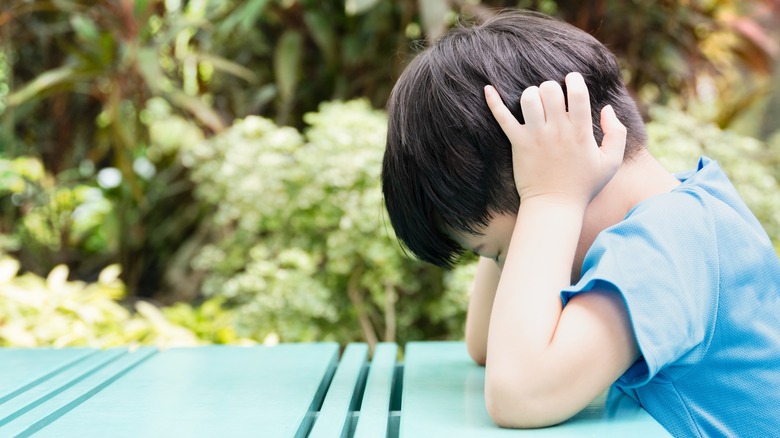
[561,277,658,388]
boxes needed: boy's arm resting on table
[485,200,639,428]
[482,75,640,428]
[465,257,502,366]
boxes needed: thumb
[599,105,627,162]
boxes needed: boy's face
[452,213,517,270]
[453,210,604,284]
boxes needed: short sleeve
[561,190,720,388]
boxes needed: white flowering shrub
[185,100,471,344]
[646,106,780,251]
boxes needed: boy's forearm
[485,197,586,426]
[465,257,502,365]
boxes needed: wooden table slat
[0,348,130,428]
[31,344,339,438]
[308,343,368,438]
[1,347,155,437]
[399,341,671,437]
[0,342,674,437]
[353,342,397,438]
[0,348,99,405]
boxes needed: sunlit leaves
[0,259,202,348]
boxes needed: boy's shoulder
[596,156,776,281]
[624,156,749,232]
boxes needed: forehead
[448,213,517,254]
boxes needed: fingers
[484,85,522,137]
[486,81,569,129]
[538,81,566,125]
[565,72,591,130]
[519,86,545,126]
[486,77,622,160]
[599,105,627,164]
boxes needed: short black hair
[382,10,647,269]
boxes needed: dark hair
[382,10,647,268]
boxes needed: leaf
[418,0,450,42]
[237,0,270,33]
[304,10,337,67]
[7,65,80,107]
[136,47,166,92]
[134,0,152,18]
[345,0,381,16]
[0,322,37,347]
[216,0,270,37]
[46,264,70,292]
[134,300,169,326]
[273,30,303,103]
[196,54,258,83]
[70,14,100,44]
[98,264,123,284]
[0,257,20,283]
[165,90,226,132]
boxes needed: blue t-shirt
[562,157,780,437]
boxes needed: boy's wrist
[518,193,590,215]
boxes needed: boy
[381,10,780,437]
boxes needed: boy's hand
[484,72,626,209]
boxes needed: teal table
[0,342,670,437]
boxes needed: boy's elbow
[464,323,487,366]
[466,340,487,366]
[484,372,570,429]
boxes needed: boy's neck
[572,150,680,281]
[595,149,680,222]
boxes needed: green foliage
[0,0,244,294]
[184,99,471,345]
[1,0,776,347]
[0,254,209,348]
[0,155,115,269]
[162,296,255,345]
[647,105,780,251]
[3,0,774,301]
[191,0,425,125]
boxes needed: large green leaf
[165,90,226,133]
[7,65,81,106]
[273,30,303,104]
[70,14,100,44]
[196,54,258,83]
[216,0,270,37]
[418,0,450,42]
[136,47,167,92]
[303,10,337,67]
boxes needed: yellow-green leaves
[0,256,236,348]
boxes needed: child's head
[382,10,647,268]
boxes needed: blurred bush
[3,0,776,296]
[0,252,250,348]
[177,99,780,347]
[0,0,777,347]
[2,98,778,348]
[0,155,115,272]
[0,0,227,296]
[647,105,780,250]
[182,99,471,346]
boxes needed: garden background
[1,0,779,350]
